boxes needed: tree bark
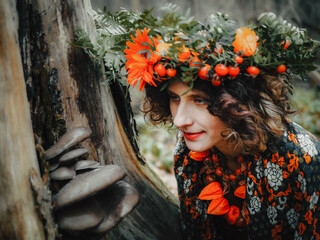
[0,0,183,239]
[0,1,46,239]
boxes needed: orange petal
[131,54,148,62]
[142,28,150,40]
[134,29,143,41]
[127,72,141,81]
[139,80,146,91]
[143,71,156,86]
[207,197,230,215]
[234,185,246,199]
[127,68,142,77]
[149,52,161,64]
[125,41,140,50]
[189,150,210,161]
[199,182,223,200]
[130,78,139,88]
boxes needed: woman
[123,11,320,239]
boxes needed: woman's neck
[215,142,242,171]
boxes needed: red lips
[183,131,204,140]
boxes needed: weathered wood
[16,0,183,239]
[0,1,45,239]
[100,85,182,240]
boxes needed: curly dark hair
[143,73,295,154]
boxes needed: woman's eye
[168,94,179,102]
[195,98,209,105]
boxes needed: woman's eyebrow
[167,90,177,95]
[167,89,208,98]
[189,91,209,98]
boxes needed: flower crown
[123,11,319,91]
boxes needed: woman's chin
[185,140,212,152]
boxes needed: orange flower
[232,27,257,56]
[124,28,161,91]
[226,205,240,224]
[234,185,246,199]
[189,150,210,161]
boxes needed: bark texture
[0,0,183,239]
[0,1,46,239]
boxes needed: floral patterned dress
[174,121,320,240]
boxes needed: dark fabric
[174,121,320,239]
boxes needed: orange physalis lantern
[234,185,246,199]
[189,150,210,161]
[207,197,230,215]
[226,205,240,224]
[198,182,224,200]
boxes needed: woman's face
[168,81,229,153]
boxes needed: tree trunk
[0,1,46,239]
[0,0,183,239]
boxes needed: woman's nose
[173,103,193,128]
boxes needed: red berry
[282,40,291,50]
[228,66,240,77]
[224,174,230,182]
[198,64,211,80]
[234,56,243,64]
[211,78,221,86]
[277,65,286,73]
[212,154,220,163]
[229,174,237,181]
[167,68,177,77]
[235,216,246,227]
[205,174,215,183]
[235,168,242,175]
[216,167,224,176]
[215,64,228,76]
[214,48,223,54]
[247,66,260,76]
[154,63,166,77]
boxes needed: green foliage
[135,114,176,172]
[73,3,201,85]
[74,4,319,88]
[255,13,319,79]
[291,87,320,137]
[73,6,159,85]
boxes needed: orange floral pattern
[174,121,320,239]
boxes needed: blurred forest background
[90,0,320,196]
